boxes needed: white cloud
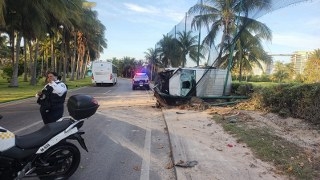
[164,10,187,22]
[123,3,159,14]
[122,2,192,23]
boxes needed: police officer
[36,72,68,124]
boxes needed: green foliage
[271,62,295,83]
[0,76,92,103]
[246,74,272,82]
[214,116,317,179]
[303,49,320,83]
[0,61,24,82]
[111,57,148,78]
[239,82,320,124]
[231,82,253,96]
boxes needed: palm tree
[144,48,159,80]
[310,49,320,59]
[188,0,272,67]
[29,0,84,85]
[48,0,84,81]
[4,0,37,87]
[157,34,181,67]
[2,0,84,86]
[220,28,272,81]
[176,30,204,67]
[303,49,320,83]
[272,62,294,83]
[70,8,106,80]
[122,56,136,78]
[0,0,106,87]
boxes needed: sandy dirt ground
[164,108,286,180]
[101,94,319,179]
[167,104,320,180]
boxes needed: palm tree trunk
[58,45,63,75]
[45,48,48,75]
[238,43,243,82]
[69,31,77,81]
[77,43,85,80]
[61,34,67,81]
[69,54,76,81]
[41,50,44,76]
[30,39,39,85]
[23,38,28,82]
[215,18,231,67]
[82,50,90,79]
[77,55,83,80]
[45,45,48,75]
[28,41,33,78]
[50,36,55,71]
[9,31,22,87]
[76,54,80,80]
[239,61,243,82]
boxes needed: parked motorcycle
[0,94,99,180]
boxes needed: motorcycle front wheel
[36,142,81,180]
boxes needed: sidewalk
[162,108,286,180]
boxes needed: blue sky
[93,0,320,64]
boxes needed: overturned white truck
[154,67,232,106]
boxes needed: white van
[91,61,117,86]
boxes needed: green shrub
[1,61,24,82]
[247,74,272,82]
[240,82,320,125]
[231,82,253,96]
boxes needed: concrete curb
[162,109,196,180]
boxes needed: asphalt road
[0,78,175,180]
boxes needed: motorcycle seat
[15,120,73,149]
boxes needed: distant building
[291,51,312,74]
[240,50,313,76]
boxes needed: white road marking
[13,121,42,134]
[140,117,151,180]
[104,90,112,94]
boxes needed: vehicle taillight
[91,75,94,80]
[110,74,113,80]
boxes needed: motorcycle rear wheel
[36,142,81,180]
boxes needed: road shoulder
[162,108,288,180]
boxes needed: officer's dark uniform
[37,80,67,124]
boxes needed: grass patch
[212,114,319,179]
[0,76,92,103]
